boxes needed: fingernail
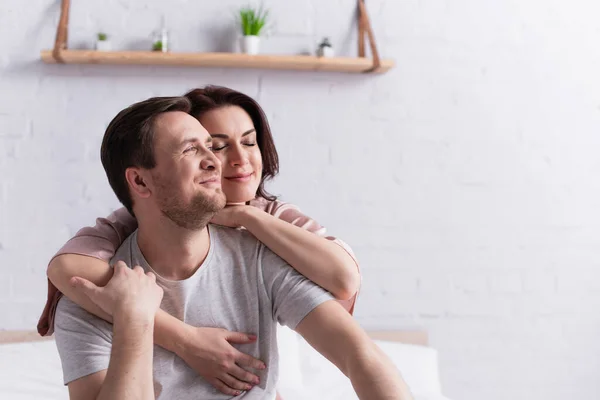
[235,391,241,395]
[246,385,252,390]
[260,363,267,370]
[248,335,257,340]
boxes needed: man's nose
[200,152,221,171]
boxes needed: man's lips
[199,176,221,185]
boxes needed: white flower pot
[317,46,334,58]
[240,35,260,55]
[95,40,112,51]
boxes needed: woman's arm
[47,254,186,352]
[213,205,360,300]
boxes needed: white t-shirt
[54,224,333,399]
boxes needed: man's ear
[125,167,152,199]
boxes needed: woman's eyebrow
[211,129,255,139]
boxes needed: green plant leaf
[239,3,269,36]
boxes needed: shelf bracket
[52,0,71,63]
[357,0,382,73]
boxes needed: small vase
[240,35,260,55]
[95,40,112,51]
[317,46,334,57]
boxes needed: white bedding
[277,326,451,400]
[0,335,451,400]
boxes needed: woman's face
[198,106,263,204]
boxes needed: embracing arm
[47,254,185,352]
[295,301,413,400]
[222,205,360,300]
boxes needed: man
[53,96,414,400]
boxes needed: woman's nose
[229,146,249,167]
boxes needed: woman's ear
[125,167,152,199]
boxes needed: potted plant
[238,5,268,55]
[317,37,334,58]
[95,32,111,51]
[152,16,169,52]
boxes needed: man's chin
[201,191,227,212]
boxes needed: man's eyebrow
[211,129,255,139]
[179,137,199,147]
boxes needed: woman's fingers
[235,351,267,370]
[226,331,257,344]
[211,379,243,396]
[229,364,260,385]
[219,373,253,392]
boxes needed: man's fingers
[114,260,128,271]
[219,373,253,392]
[212,379,243,396]
[70,277,99,297]
[229,364,260,385]
[226,331,257,344]
[145,271,157,282]
[132,265,144,275]
[235,352,267,370]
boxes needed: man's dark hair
[100,96,192,215]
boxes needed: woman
[37,86,360,396]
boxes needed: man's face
[149,111,226,229]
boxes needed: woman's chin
[224,192,255,205]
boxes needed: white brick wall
[2,1,600,399]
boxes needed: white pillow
[374,340,443,396]
[277,337,444,400]
[0,340,68,400]
[276,324,303,393]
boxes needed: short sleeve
[259,246,334,329]
[252,198,361,315]
[54,297,113,385]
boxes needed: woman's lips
[225,172,253,183]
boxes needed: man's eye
[184,146,198,153]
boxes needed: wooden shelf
[43,1,391,75]
[40,50,394,74]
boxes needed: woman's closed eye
[211,143,255,152]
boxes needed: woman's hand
[175,326,266,396]
[210,205,251,228]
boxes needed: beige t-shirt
[54,225,334,399]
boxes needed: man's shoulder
[209,224,286,267]
[111,230,137,266]
[209,224,263,250]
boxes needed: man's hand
[175,326,267,396]
[70,260,164,323]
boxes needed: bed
[0,329,452,400]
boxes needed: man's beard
[153,175,226,230]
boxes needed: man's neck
[136,213,211,281]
